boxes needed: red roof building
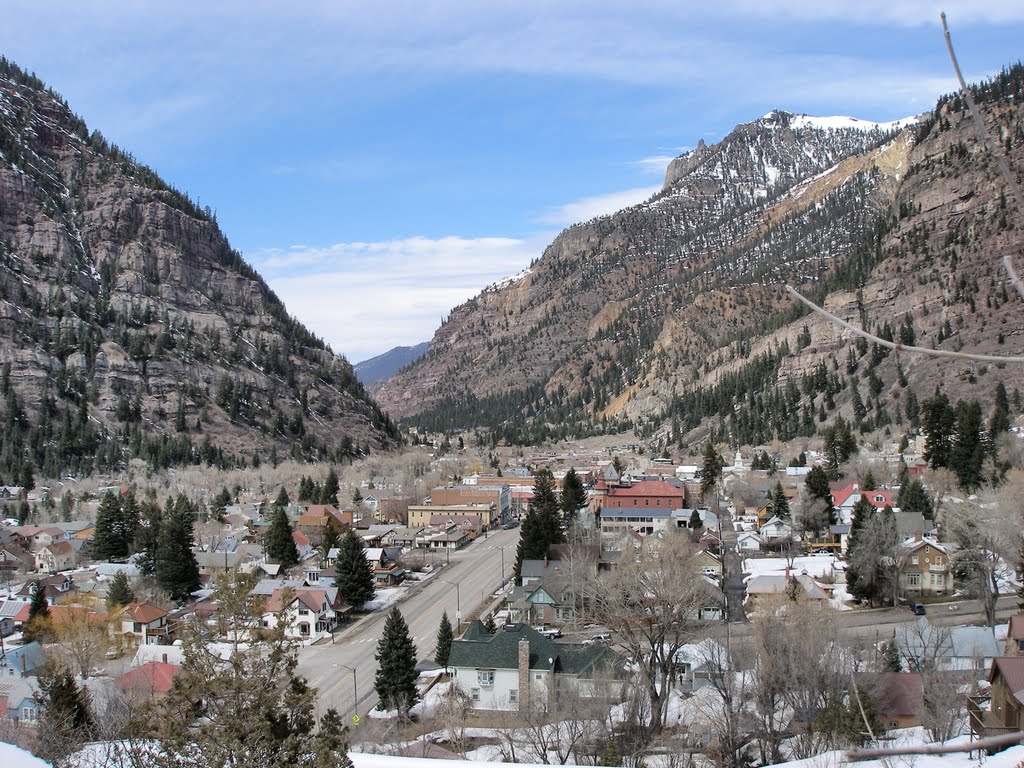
[603,480,686,511]
[116,661,181,695]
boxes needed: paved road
[296,528,520,718]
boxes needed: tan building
[409,503,497,528]
[430,484,510,525]
[898,534,952,598]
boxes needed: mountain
[0,58,400,482]
[354,342,430,385]
[377,67,1024,446]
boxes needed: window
[509,689,518,704]
[471,688,480,702]
[298,609,310,616]
[907,574,920,586]
[477,670,495,687]
[911,556,919,565]
[535,673,543,681]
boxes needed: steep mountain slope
[378,68,1024,446]
[355,342,430,384]
[0,59,399,482]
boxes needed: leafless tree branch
[847,730,1024,760]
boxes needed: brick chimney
[518,639,530,713]
[914,531,923,542]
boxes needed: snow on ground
[743,554,838,579]
[747,737,1024,768]
[352,753,557,767]
[0,743,49,768]
[363,586,409,612]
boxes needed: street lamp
[495,543,511,585]
[437,578,461,627]
[335,663,358,719]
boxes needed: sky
[3,2,1024,362]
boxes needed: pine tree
[513,468,562,583]
[771,481,790,519]
[320,467,340,505]
[374,607,419,718]
[689,509,702,529]
[804,465,833,510]
[333,529,375,609]
[319,524,341,564]
[273,486,290,512]
[897,478,932,519]
[23,583,52,643]
[211,487,232,519]
[922,389,956,468]
[135,498,162,576]
[93,490,139,561]
[35,661,92,764]
[156,572,352,768]
[434,610,453,668]
[701,442,723,500]
[559,468,587,528]
[155,495,201,602]
[265,505,300,569]
[951,399,985,489]
[106,569,135,609]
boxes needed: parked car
[585,633,612,644]
[910,602,927,616]
[503,520,519,530]
[531,625,562,638]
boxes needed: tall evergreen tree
[318,524,341,564]
[23,583,51,643]
[559,468,587,528]
[93,490,139,562]
[922,389,956,469]
[374,607,419,718]
[434,610,453,668]
[333,529,375,609]
[804,465,833,509]
[951,399,985,489]
[320,467,340,505]
[700,442,723,500]
[513,468,562,583]
[265,505,300,569]
[155,495,201,601]
[135,497,162,576]
[771,481,790,519]
[897,479,932,519]
[35,661,92,764]
[273,486,290,512]
[106,569,135,609]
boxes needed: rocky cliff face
[378,71,1024,446]
[0,59,399,481]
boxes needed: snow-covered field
[743,554,838,579]
[363,586,409,612]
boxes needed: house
[16,574,75,605]
[744,571,830,608]
[262,587,340,639]
[0,641,44,679]
[115,661,182,697]
[968,656,1024,746]
[511,576,578,626]
[0,600,29,637]
[363,547,404,586]
[33,540,78,573]
[408,503,497,529]
[694,550,723,582]
[448,622,623,712]
[898,534,953,597]
[856,672,924,729]
[736,531,762,552]
[896,622,1000,673]
[758,515,793,542]
[1005,614,1024,656]
[0,678,39,725]
[602,479,687,514]
[830,482,899,525]
[118,602,172,647]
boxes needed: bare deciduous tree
[578,531,715,738]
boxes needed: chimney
[518,639,531,714]
[543,555,548,568]
[162,653,168,664]
[914,531,923,542]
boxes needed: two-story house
[898,534,953,597]
[968,656,1024,748]
[262,587,340,639]
[118,601,172,647]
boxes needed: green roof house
[447,621,623,712]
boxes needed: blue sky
[3,1,1024,361]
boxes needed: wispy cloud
[632,153,686,176]
[252,234,546,361]
[538,186,661,227]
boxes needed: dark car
[503,520,519,530]
[910,602,926,616]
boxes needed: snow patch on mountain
[790,114,917,132]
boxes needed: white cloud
[538,186,662,227]
[252,234,547,362]
[633,154,685,176]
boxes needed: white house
[736,531,762,552]
[447,622,623,712]
[758,515,793,542]
[261,587,339,639]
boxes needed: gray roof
[448,621,623,678]
[0,641,44,675]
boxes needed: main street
[296,527,520,718]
